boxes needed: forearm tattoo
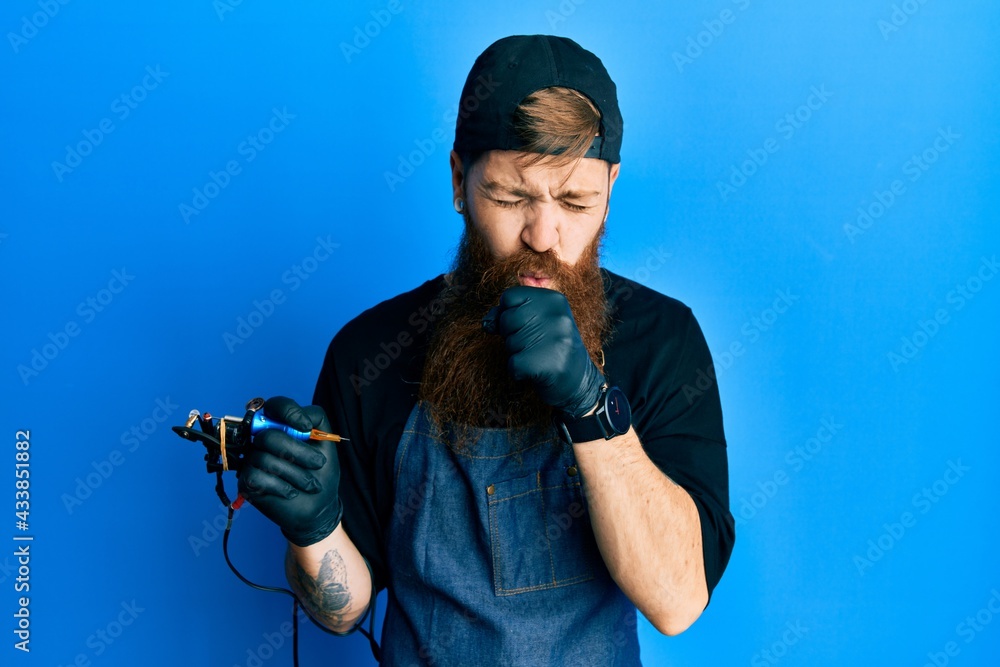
[288,549,353,626]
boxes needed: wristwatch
[558,385,632,443]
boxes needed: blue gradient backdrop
[3,1,998,665]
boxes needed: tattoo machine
[171,396,348,509]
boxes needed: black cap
[453,35,623,164]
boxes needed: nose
[520,202,559,254]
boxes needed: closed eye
[493,198,523,209]
[491,197,592,212]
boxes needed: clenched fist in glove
[484,286,605,419]
[237,396,342,547]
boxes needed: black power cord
[173,405,381,664]
[220,505,382,665]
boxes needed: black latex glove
[484,286,605,419]
[237,396,342,547]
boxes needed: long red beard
[418,217,611,449]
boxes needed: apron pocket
[486,468,597,596]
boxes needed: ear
[604,162,621,222]
[608,162,621,197]
[450,150,465,205]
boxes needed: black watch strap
[561,409,610,443]
[559,386,631,443]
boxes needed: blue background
[3,1,999,665]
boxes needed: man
[239,35,734,665]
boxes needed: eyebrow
[479,179,602,200]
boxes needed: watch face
[605,387,631,434]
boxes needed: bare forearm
[573,426,707,635]
[285,523,372,633]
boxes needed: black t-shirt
[312,269,735,599]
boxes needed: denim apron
[381,401,641,666]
